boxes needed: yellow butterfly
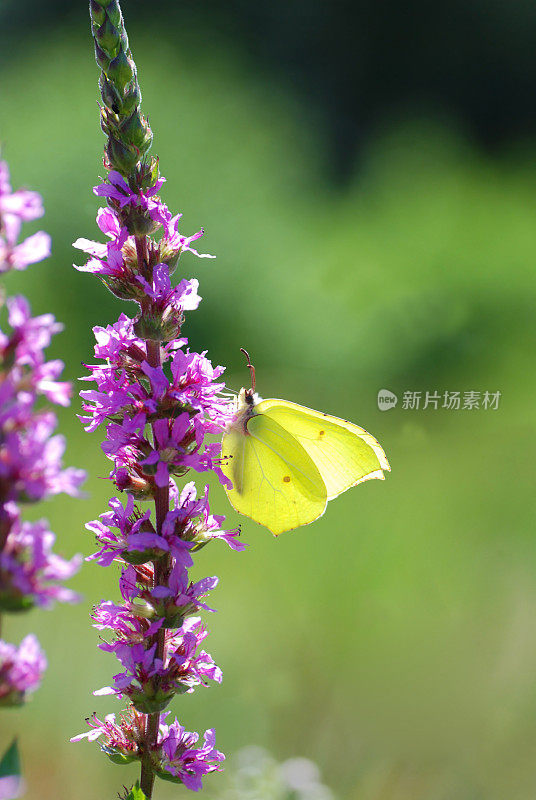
[221,352,390,535]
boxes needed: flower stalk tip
[89,0,153,177]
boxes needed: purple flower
[170,482,246,551]
[0,634,46,706]
[150,564,219,616]
[86,494,167,567]
[158,718,224,791]
[0,411,85,503]
[0,296,72,408]
[0,774,24,800]
[141,413,193,488]
[161,214,214,261]
[92,600,162,638]
[138,264,200,308]
[0,509,81,609]
[0,169,44,222]
[0,161,51,273]
[116,561,218,627]
[94,171,165,211]
[70,708,144,762]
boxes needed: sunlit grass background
[1,15,536,800]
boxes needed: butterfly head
[228,387,263,433]
[226,348,261,431]
[239,386,261,408]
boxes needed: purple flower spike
[0,159,84,710]
[73,7,246,793]
[74,160,244,784]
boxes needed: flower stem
[139,267,171,798]
[0,511,14,640]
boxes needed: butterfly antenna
[240,347,256,393]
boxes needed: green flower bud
[107,50,134,93]
[95,17,121,55]
[131,687,175,715]
[89,0,106,27]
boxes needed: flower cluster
[72,166,244,793]
[0,159,84,705]
[72,710,224,791]
[0,295,85,504]
[0,509,81,611]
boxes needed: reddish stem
[137,238,171,799]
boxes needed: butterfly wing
[256,399,390,501]
[221,414,327,535]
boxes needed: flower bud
[130,686,175,715]
[107,49,134,93]
[96,17,120,55]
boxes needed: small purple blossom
[0,412,85,504]
[0,634,46,705]
[138,266,201,310]
[174,482,246,551]
[160,212,214,260]
[0,773,24,800]
[86,494,158,567]
[0,509,81,610]
[70,708,144,760]
[73,213,129,281]
[86,493,197,568]
[158,719,224,791]
[119,561,219,621]
[0,161,51,273]
[94,171,165,211]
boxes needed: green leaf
[0,739,20,780]
[100,743,138,766]
[0,739,23,799]
[154,769,182,785]
[125,781,147,800]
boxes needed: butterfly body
[221,389,390,535]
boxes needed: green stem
[0,503,12,641]
[138,239,171,798]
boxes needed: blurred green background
[0,1,535,798]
